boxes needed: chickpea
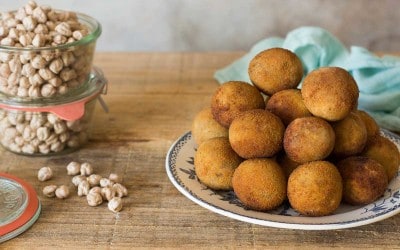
[101,187,115,201]
[113,183,128,198]
[71,175,86,187]
[87,174,102,187]
[99,178,114,188]
[87,192,103,207]
[89,186,102,195]
[108,173,121,183]
[55,185,70,199]
[77,180,90,196]
[108,197,123,213]
[42,185,57,197]
[66,161,81,176]
[80,162,93,176]
[37,166,52,181]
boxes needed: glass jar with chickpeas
[0,1,106,156]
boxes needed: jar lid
[0,66,107,121]
[0,172,41,243]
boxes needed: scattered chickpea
[55,185,69,199]
[37,159,128,214]
[37,166,52,181]
[42,184,57,197]
[99,178,114,188]
[71,175,86,187]
[101,187,115,201]
[89,186,101,195]
[87,192,103,207]
[108,197,123,213]
[113,183,128,198]
[80,162,93,176]
[77,180,90,196]
[87,174,102,187]
[66,161,81,175]
[108,173,121,183]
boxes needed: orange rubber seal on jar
[0,95,92,121]
[0,67,107,121]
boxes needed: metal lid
[0,172,41,243]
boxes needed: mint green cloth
[214,26,400,131]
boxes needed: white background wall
[1,0,399,52]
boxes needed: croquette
[337,156,388,205]
[191,107,228,145]
[232,158,287,211]
[301,67,359,121]
[211,81,265,128]
[283,117,335,163]
[331,112,367,158]
[248,48,303,95]
[362,135,400,181]
[287,161,343,216]
[194,137,242,190]
[355,110,380,141]
[229,109,285,159]
[266,89,312,126]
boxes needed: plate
[165,130,400,230]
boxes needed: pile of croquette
[191,48,400,216]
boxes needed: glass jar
[0,12,102,99]
[0,67,107,156]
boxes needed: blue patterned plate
[165,130,400,230]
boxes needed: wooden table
[2,52,400,249]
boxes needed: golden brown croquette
[362,135,400,182]
[232,158,287,211]
[211,81,265,128]
[248,48,303,95]
[266,89,312,126]
[283,117,335,163]
[191,107,228,145]
[354,110,380,141]
[331,112,368,158]
[194,137,243,190]
[301,67,359,121]
[229,109,285,159]
[287,161,343,216]
[337,156,388,205]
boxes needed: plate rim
[165,130,400,230]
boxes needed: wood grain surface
[1,52,400,249]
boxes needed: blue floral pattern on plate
[165,130,400,230]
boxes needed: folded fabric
[214,26,400,132]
